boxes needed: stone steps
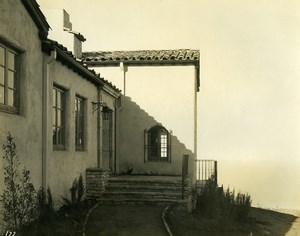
[97,198,189,206]
[101,191,182,200]
[105,184,188,193]
[97,175,191,206]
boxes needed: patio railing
[196,159,217,188]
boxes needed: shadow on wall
[117,95,195,178]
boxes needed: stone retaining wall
[86,168,110,200]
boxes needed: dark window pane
[75,97,84,149]
[0,66,4,85]
[7,51,15,70]
[0,47,4,66]
[57,127,64,145]
[52,126,57,144]
[52,108,56,126]
[0,86,4,104]
[78,131,83,145]
[52,88,56,105]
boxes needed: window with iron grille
[0,43,19,113]
[75,96,84,150]
[52,86,65,150]
[144,125,171,162]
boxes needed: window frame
[144,125,171,163]
[0,42,19,114]
[52,85,66,150]
[75,95,85,151]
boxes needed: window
[144,125,171,162]
[52,86,65,149]
[0,43,19,113]
[75,96,84,150]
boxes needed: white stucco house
[0,0,217,231]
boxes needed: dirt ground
[84,204,298,236]
[85,204,168,236]
[167,205,298,236]
[249,208,298,235]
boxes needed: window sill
[0,104,19,115]
[148,158,169,163]
[53,145,66,151]
[76,147,85,152]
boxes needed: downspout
[114,98,117,172]
[42,49,57,189]
[97,86,101,168]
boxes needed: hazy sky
[38,0,300,210]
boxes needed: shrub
[235,192,252,222]
[37,186,55,222]
[62,174,85,209]
[2,133,37,231]
[195,176,252,223]
[196,176,219,218]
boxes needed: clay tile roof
[82,49,201,91]
[82,49,200,66]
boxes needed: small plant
[77,174,84,203]
[37,186,55,222]
[62,174,85,209]
[235,192,252,221]
[2,133,37,231]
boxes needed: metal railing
[196,159,217,183]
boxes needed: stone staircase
[97,175,191,206]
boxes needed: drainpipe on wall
[97,86,102,168]
[42,49,56,189]
[114,98,117,172]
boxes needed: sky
[38,0,300,210]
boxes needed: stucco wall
[117,95,195,177]
[0,1,45,232]
[0,0,45,193]
[47,60,100,202]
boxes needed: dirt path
[85,204,168,236]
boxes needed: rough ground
[166,205,298,236]
[85,204,168,236]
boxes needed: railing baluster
[195,159,218,182]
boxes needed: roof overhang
[42,39,121,93]
[82,49,200,91]
[21,0,50,39]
